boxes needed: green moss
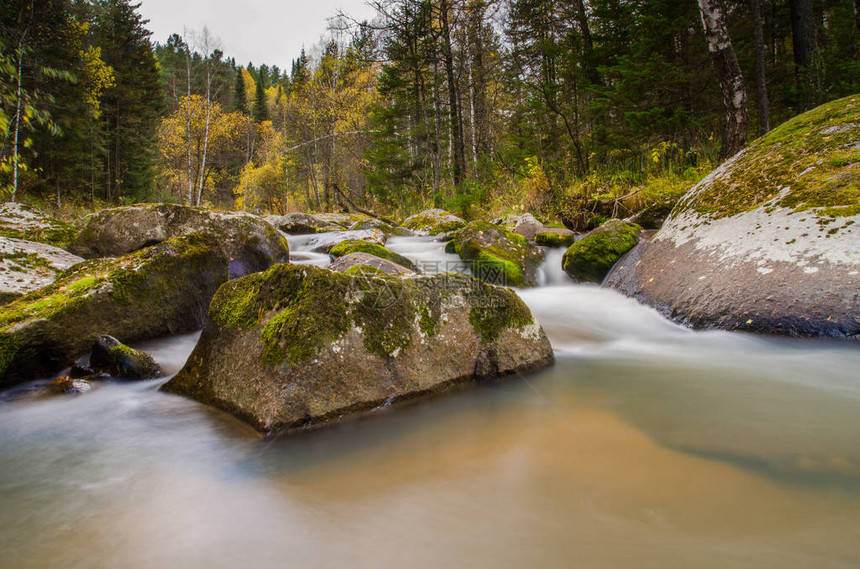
[562,220,641,283]
[343,264,391,278]
[0,333,20,377]
[452,221,543,287]
[686,95,860,219]
[402,210,465,234]
[329,239,418,271]
[535,232,575,247]
[0,251,54,271]
[0,221,79,248]
[467,282,534,344]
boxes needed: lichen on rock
[329,239,418,271]
[402,209,466,235]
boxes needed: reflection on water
[1,237,859,568]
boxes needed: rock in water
[402,209,466,236]
[450,221,544,287]
[0,237,84,304]
[329,252,416,276]
[89,335,161,379]
[328,239,418,271]
[0,233,229,386]
[48,376,91,395]
[562,220,642,283]
[162,264,553,434]
[71,203,289,278]
[605,95,860,337]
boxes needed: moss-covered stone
[329,239,418,271]
[89,335,161,379]
[0,232,230,385]
[163,264,553,434]
[535,230,576,248]
[562,220,641,283]
[451,221,544,287]
[680,95,859,220]
[402,208,466,235]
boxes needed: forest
[1,0,858,222]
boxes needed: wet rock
[329,252,416,276]
[348,217,408,235]
[70,203,289,278]
[328,239,418,271]
[402,209,466,236]
[48,375,91,395]
[562,219,641,283]
[450,221,544,287]
[535,228,576,248]
[69,364,95,379]
[605,95,860,337]
[162,264,553,434]
[89,335,161,379]
[0,232,231,386]
[0,237,84,304]
[0,202,78,248]
[305,229,386,253]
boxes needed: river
[1,234,858,568]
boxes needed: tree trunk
[697,0,748,159]
[12,49,23,203]
[855,0,859,31]
[789,0,816,70]
[751,0,771,134]
[197,54,213,206]
[439,0,465,186]
[185,49,194,206]
[572,0,601,86]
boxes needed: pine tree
[253,67,268,122]
[234,67,248,114]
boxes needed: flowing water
[2,235,859,568]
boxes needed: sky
[137,0,378,69]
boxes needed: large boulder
[450,221,544,287]
[402,209,466,235]
[562,219,641,283]
[511,213,544,241]
[0,232,230,386]
[0,237,84,304]
[71,203,289,277]
[162,264,553,434]
[0,202,78,248]
[605,95,860,337]
[329,239,419,271]
[329,252,416,276]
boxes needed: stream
[1,234,859,568]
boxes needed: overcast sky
[138,0,378,69]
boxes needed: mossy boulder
[511,213,545,241]
[71,203,289,278]
[89,335,161,379]
[329,252,416,276]
[605,96,860,337]
[329,239,419,271]
[535,228,576,248]
[161,264,553,434]
[304,228,386,253]
[0,237,84,304]
[402,209,466,236]
[348,217,409,235]
[0,232,230,386]
[0,202,78,249]
[562,219,641,283]
[450,221,545,287]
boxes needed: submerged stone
[605,95,860,337]
[89,335,161,379]
[162,264,553,434]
